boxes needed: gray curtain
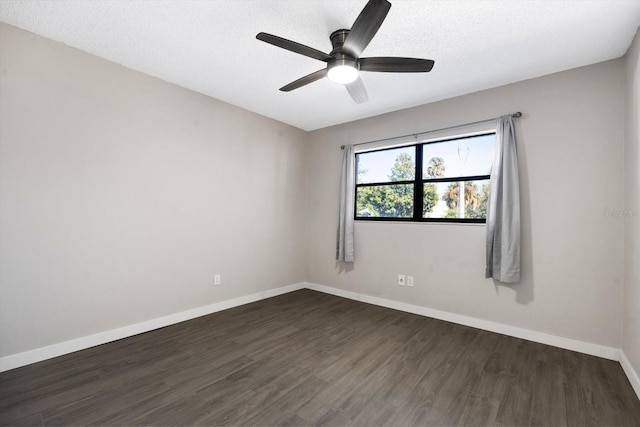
[486,115,520,283]
[336,144,355,262]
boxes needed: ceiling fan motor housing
[330,29,351,57]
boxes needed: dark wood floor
[1,289,639,426]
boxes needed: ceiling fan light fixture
[327,59,359,85]
[257,0,433,103]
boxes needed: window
[355,133,496,223]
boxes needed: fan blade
[359,57,435,72]
[345,77,369,104]
[256,32,333,62]
[280,69,328,92]
[341,0,391,58]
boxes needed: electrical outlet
[407,276,414,287]
[214,274,221,286]
[398,274,405,286]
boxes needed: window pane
[423,179,490,219]
[422,134,495,179]
[357,147,415,184]
[356,184,414,218]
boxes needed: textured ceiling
[1,0,639,131]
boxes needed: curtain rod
[340,112,522,149]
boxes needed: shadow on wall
[336,261,355,274]
[493,277,534,305]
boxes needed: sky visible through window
[357,134,495,183]
[423,134,495,178]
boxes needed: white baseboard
[0,282,306,372]
[304,282,621,361]
[0,281,627,378]
[620,350,640,400]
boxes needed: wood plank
[529,359,567,426]
[0,289,636,426]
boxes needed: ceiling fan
[256,0,434,104]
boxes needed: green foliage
[356,151,491,219]
[356,153,437,218]
[423,183,438,217]
[426,157,445,178]
[442,181,489,219]
[356,184,413,217]
[466,182,490,219]
[389,153,415,181]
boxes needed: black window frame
[354,132,495,224]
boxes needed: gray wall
[624,28,640,379]
[306,60,626,349]
[0,24,309,357]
